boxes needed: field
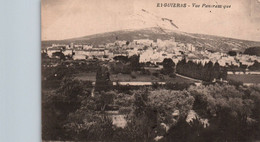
[74,72,195,84]
[227,74,260,84]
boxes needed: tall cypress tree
[95,65,112,91]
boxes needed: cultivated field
[227,74,260,83]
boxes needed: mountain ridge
[42,27,260,53]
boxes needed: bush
[119,107,132,114]
[188,84,257,141]
[165,82,192,90]
[244,46,260,56]
[159,74,164,80]
[228,51,237,56]
[228,79,243,87]
[152,72,159,77]
[169,73,176,78]
[141,68,151,75]
[131,71,137,79]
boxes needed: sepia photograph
[41,0,260,141]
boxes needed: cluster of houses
[42,37,260,68]
[189,51,259,67]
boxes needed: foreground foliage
[42,77,260,141]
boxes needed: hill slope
[42,27,260,52]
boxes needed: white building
[46,45,66,57]
[133,39,154,46]
[186,43,196,52]
[83,44,93,50]
[63,49,73,56]
[115,40,127,47]
[73,50,88,60]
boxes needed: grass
[74,72,195,83]
[227,74,260,83]
[74,72,96,81]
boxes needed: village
[42,37,260,70]
[42,37,260,141]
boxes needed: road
[175,73,202,83]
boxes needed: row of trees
[176,59,227,82]
[244,46,260,56]
[248,60,260,71]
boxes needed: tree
[244,46,260,56]
[212,62,221,79]
[248,61,260,71]
[95,65,112,91]
[42,78,87,140]
[128,89,195,141]
[220,67,227,80]
[95,91,115,111]
[52,52,65,60]
[131,89,156,142]
[228,51,237,56]
[126,41,130,46]
[113,92,134,107]
[148,89,194,121]
[188,84,256,141]
[129,54,140,71]
[55,78,86,113]
[176,59,223,82]
[164,117,207,142]
[64,96,114,141]
[204,61,214,81]
[162,58,175,75]
[113,56,128,63]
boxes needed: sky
[41,0,260,41]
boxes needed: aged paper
[42,0,260,141]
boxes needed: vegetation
[185,84,260,142]
[111,55,140,74]
[227,50,237,56]
[52,52,66,60]
[129,54,140,71]
[161,58,175,75]
[42,73,260,141]
[244,46,260,56]
[248,61,260,71]
[176,58,227,82]
[42,57,260,141]
[95,65,112,91]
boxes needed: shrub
[131,71,137,79]
[169,73,176,78]
[152,72,159,77]
[119,107,132,114]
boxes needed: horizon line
[41,27,260,42]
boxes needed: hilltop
[42,27,260,53]
[42,8,260,52]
